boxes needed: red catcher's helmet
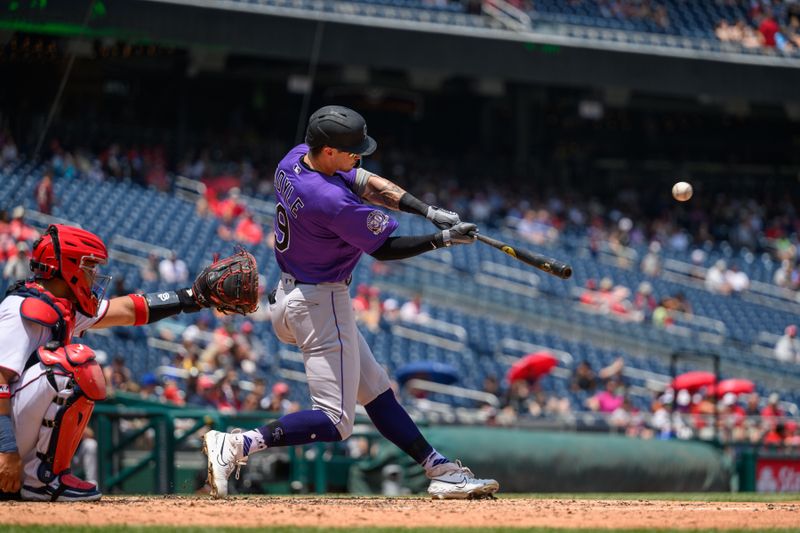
[30,224,110,317]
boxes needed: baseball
[672,181,693,202]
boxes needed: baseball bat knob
[557,264,573,279]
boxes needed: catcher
[0,224,257,501]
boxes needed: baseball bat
[475,233,573,279]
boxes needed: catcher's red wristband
[129,294,148,326]
[0,384,10,399]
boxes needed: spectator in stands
[632,281,657,320]
[481,374,503,407]
[9,206,37,243]
[103,355,134,394]
[182,313,212,348]
[140,252,160,283]
[761,393,785,420]
[159,250,189,284]
[649,393,675,440]
[238,320,265,363]
[399,293,430,324]
[608,396,637,434]
[353,284,382,332]
[663,291,692,315]
[762,422,787,447]
[139,373,160,402]
[234,211,264,246]
[773,259,799,290]
[34,173,55,214]
[244,378,269,410]
[744,392,762,415]
[758,8,780,48]
[215,188,246,241]
[585,378,625,414]
[733,19,763,48]
[787,12,800,48]
[785,421,800,447]
[162,379,185,406]
[517,209,558,246]
[715,19,735,42]
[261,382,298,415]
[725,263,750,293]
[580,277,635,319]
[570,360,598,393]
[640,241,662,277]
[503,379,537,419]
[381,297,401,325]
[219,372,243,411]
[2,241,30,282]
[705,259,731,295]
[774,325,800,363]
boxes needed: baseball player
[0,224,256,501]
[204,105,499,499]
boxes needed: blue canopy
[395,361,459,386]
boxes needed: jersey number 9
[275,203,290,252]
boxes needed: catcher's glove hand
[191,248,259,315]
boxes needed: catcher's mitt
[192,248,259,315]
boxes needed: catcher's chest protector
[8,281,76,343]
[30,344,106,483]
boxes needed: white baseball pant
[270,274,392,439]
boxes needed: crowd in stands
[595,0,671,29]
[715,0,800,53]
[2,124,800,449]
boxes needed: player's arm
[358,170,460,229]
[92,289,203,329]
[0,368,22,493]
[370,223,478,261]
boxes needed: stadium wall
[354,427,731,493]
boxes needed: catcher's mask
[31,224,111,317]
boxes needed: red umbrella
[671,371,716,392]
[507,351,558,383]
[716,378,755,396]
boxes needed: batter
[204,105,499,499]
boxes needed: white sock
[241,429,267,456]
[422,448,450,474]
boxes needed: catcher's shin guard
[19,344,105,502]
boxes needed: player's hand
[0,451,22,493]
[426,206,461,229]
[442,222,478,246]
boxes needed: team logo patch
[366,210,390,235]
[293,164,301,174]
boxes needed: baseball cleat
[203,428,248,498]
[21,472,102,502]
[426,460,499,500]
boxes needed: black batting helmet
[304,105,377,156]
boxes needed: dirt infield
[1,496,799,529]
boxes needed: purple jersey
[273,144,398,283]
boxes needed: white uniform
[270,274,391,439]
[0,296,108,489]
